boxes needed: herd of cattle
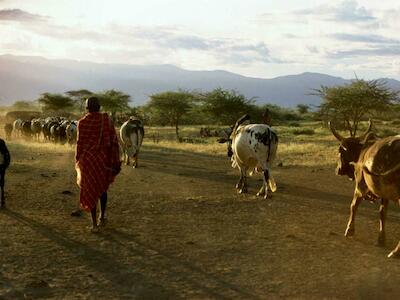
[3,117,145,168]
[5,117,78,144]
[1,114,400,258]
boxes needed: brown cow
[330,120,400,258]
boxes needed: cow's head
[329,121,373,180]
[217,137,233,158]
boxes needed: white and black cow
[120,118,145,168]
[219,123,278,199]
[66,121,78,145]
[31,118,43,141]
[12,119,23,138]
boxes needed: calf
[0,139,10,207]
[120,118,144,168]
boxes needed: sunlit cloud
[0,8,47,23]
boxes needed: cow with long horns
[330,120,400,258]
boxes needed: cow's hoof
[344,227,355,237]
[256,191,264,197]
[388,250,400,258]
[264,193,272,199]
[238,188,247,194]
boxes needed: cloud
[330,33,399,44]
[9,18,275,66]
[0,9,47,23]
[329,46,400,58]
[296,0,376,23]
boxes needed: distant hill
[0,54,399,107]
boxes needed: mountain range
[1,54,399,107]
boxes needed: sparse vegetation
[315,79,400,136]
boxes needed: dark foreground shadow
[1,209,176,299]
[102,228,260,300]
[2,209,260,299]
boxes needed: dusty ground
[1,140,400,299]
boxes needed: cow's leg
[345,192,363,237]
[235,176,243,190]
[263,169,272,199]
[237,167,247,193]
[388,241,400,258]
[124,150,129,165]
[256,184,266,197]
[239,175,248,194]
[377,198,389,246]
[132,154,138,168]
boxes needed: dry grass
[142,122,340,167]
[4,120,391,168]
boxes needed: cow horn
[358,119,373,140]
[329,121,344,142]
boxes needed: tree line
[5,78,400,139]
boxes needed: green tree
[38,93,75,113]
[315,79,399,136]
[96,89,131,121]
[11,100,38,111]
[66,89,93,112]
[297,104,309,114]
[200,88,255,125]
[147,90,193,140]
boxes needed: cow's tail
[362,162,400,177]
[268,175,277,193]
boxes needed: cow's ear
[217,138,228,143]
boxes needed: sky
[0,0,399,80]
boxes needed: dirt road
[1,141,400,299]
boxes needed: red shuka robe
[75,112,120,211]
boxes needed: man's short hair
[86,96,100,112]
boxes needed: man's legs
[99,192,107,226]
[90,206,98,232]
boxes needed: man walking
[75,97,121,232]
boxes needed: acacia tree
[315,79,399,136]
[12,100,39,111]
[66,89,93,113]
[37,93,76,113]
[200,88,255,125]
[96,89,131,121]
[296,104,310,114]
[147,91,193,140]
